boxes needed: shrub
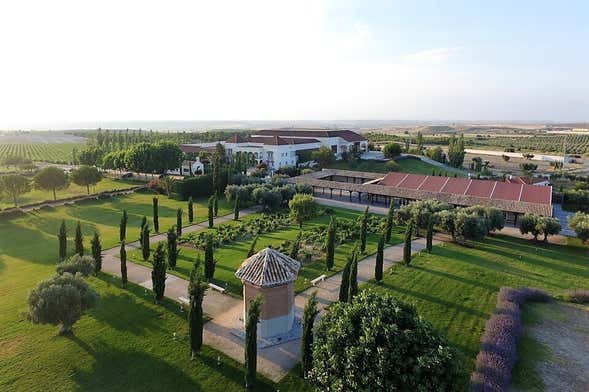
[562,289,589,304]
[147,178,166,194]
[56,255,95,277]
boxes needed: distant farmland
[0,143,84,163]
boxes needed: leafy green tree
[447,134,466,168]
[120,209,128,242]
[141,223,150,261]
[570,212,589,243]
[384,200,395,242]
[301,291,319,379]
[120,241,127,286]
[309,290,463,391]
[437,209,457,241]
[58,220,67,261]
[403,221,413,266]
[289,194,318,227]
[151,243,167,302]
[33,167,68,200]
[74,221,84,256]
[234,194,240,221]
[70,165,102,194]
[360,206,369,253]
[152,197,159,232]
[176,208,183,237]
[347,245,359,300]
[208,196,214,228]
[188,197,194,223]
[538,216,561,242]
[244,295,262,389]
[382,143,402,158]
[90,231,102,273]
[167,226,179,269]
[204,235,215,281]
[0,174,31,207]
[28,273,99,335]
[188,259,208,357]
[375,234,384,282]
[290,230,302,260]
[325,216,336,270]
[241,231,257,257]
[455,212,487,242]
[311,146,336,167]
[56,255,95,277]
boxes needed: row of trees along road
[0,165,102,207]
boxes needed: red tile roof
[465,179,495,198]
[490,182,521,201]
[254,128,366,142]
[520,185,552,204]
[180,144,217,154]
[226,134,320,146]
[441,178,470,194]
[398,174,428,189]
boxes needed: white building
[167,158,205,176]
[180,128,368,170]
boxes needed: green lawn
[0,178,141,210]
[363,235,589,385]
[325,156,465,176]
[128,208,405,296]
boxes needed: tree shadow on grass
[412,265,499,292]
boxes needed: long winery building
[289,169,553,221]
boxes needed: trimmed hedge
[175,171,229,200]
[471,287,551,392]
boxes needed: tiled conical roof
[235,247,301,288]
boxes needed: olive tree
[569,212,589,243]
[28,273,99,335]
[289,193,318,227]
[0,174,31,207]
[33,166,69,200]
[70,165,102,194]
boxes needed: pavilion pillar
[349,191,352,201]
[330,188,333,199]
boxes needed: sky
[0,0,587,128]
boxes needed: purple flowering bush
[471,287,550,391]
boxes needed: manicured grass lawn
[363,234,589,384]
[128,208,405,296]
[325,156,465,176]
[0,178,140,210]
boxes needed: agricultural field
[128,208,405,296]
[467,134,588,155]
[0,143,84,164]
[364,235,589,387]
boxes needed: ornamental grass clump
[471,287,550,392]
[562,289,589,304]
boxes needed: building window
[331,145,337,153]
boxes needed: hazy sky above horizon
[0,0,587,128]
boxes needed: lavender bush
[471,287,550,392]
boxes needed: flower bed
[471,287,551,392]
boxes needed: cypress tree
[360,206,369,253]
[375,234,384,282]
[151,243,167,302]
[204,235,215,281]
[120,209,128,241]
[167,226,179,269]
[426,216,434,253]
[188,197,194,223]
[244,295,262,389]
[213,195,219,217]
[141,223,151,261]
[301,291,319,379]
[120,240,127,286]
[325,216,336,270]
[58,220,67,261]
[189,258,207,357]
[338,257,352,302]
[176,208,182,237]
[91,231,102,273]
[348,245,359,301]
[290,230,302,260]
[208,196,214,228]
[139,216,147,245]
[247,235,258,258]
[403,220,413,266]
[74,221,84,256]
[234,194,240,221]
[385,200,395,243]
[153,197,159,233]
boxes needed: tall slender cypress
[348,244,359,301]
[91,231,102,273]
[360,206,369,253]
[151,243,167,302]
[208,196,214,228]
[301,292,319,379]
[234,194,240,221]
[290,230,302,260]
[120,209,128,241]
[74,221,84,256]
[338,257,352,302]
[325,216,336,270]
[204,235,215,281]
[58,220,67,261]
[153,197,159,233]
[244,296,262,389]
[375,234,384,282]
[188,197,194,223]
[167,226,179,269]
[189,259,207,357]
[213,195,219,217]
[247,235,258,258]
[139,216,147,245]
[403,221,413,266]
[385,200,395,243]
[176,208,182,237]
[426,216,434,253]
[141,223,151,261]
[120,240,127,286]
